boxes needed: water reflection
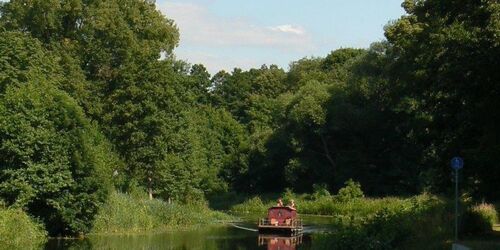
[258,234,303,250]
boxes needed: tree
[0,83,114,235]
[384,0,500,199]
[0,0,180,119]
[0,31,62,93]
[0,31,94,114]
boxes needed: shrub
[230,196,266,214]
[312,183,331,200]
[310,194,449,249]
[334,179,364,202]
[462,203,498,234]
[0,208,47,249]
[282,188,298,205]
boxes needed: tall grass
[230,192,430,218]
[91,191,232,234]
[0,208,47,249]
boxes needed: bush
[230,196,266,214]
[0,208,47,249]
[310,194,449,249]
[334,179,364,202]
[462,203,498,234]
[312,183,331,200]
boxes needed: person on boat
[287,199,296,210]
[276,198,284,207]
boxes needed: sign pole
[450,156,463,243]
[455,167,458,242]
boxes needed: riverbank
[230,193,451,248]
[222,181,499,249]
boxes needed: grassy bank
[91,191,232,235]
[229,181,438,218]
[310,195,451,249]
[227,181,454,248]
[231,192,452,248]
[227,180,500,249]
[0,207,47,250]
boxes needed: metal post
[455,168,458,242]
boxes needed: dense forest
[0,0,499,236]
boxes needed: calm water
[45,215,338,250]
[44,215,452,250]
[46,226,312,250]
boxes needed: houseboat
[258,206,303,234]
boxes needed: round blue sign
[451,157,464,170]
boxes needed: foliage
[312,183,331,200]
[0,0,498,241]
[310,194,450,250]
[0,83,113,235]
[230,182,428,218]
[334,179,364,202]
[0,31,62,93]
[230,196,266,214]
[0,208,47,250]
[102,60,247,201]
[462,203,498,234]
[384,0,500,199]
[91,191,231,234]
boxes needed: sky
[157,0,406,74]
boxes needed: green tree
[385,0,500,199]
[0,0,180,118]
[0,83,114,235]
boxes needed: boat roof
[268,206,296,211]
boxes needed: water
[45,226,319,249]
[44,215,452,250]
[45,215,338,250]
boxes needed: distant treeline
[0,0,498,236]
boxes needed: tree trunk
[320,135,336,170]
[148,176,153,200]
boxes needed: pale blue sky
[157,0,406,74]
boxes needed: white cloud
[269,25,305,35]
[157,0,316,74]
[157,2,314,50]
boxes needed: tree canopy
[0,0,499,236]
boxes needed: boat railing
[258,218,303,227]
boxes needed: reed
[91,191,232,235]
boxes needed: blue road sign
[451,157,464,170]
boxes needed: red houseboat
[258,206,303,234]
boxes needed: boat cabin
[267,206,297,226]
[258,206,302,234]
